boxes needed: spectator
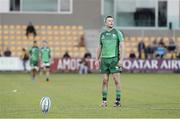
[3,47,12,57]
[167,38,176,52]
[21,48,29,71]
[175,46,180,59]
[151,39,159,56]
[177,51,180,59]
[26,21,37,39]
[155,44,166,58]
[171,51,177,59]
[137,40,145,59]
[84,52,92,59]
[145,44,154,59]
[175,50,180,73]
[63,51,71,59]
[61,51,71,72]
[79,51,92,74]
[128,50,136,73]
[79,57,88,74]
[159,38,166,47]
[129,50,136,59]
[78,34,85,47]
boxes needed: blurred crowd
[129,38,180,59]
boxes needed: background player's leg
[101,73,109,107]
[32,69,36,80]
[45,68,50,81]
[112,73,122,107]
[39,66,44,76]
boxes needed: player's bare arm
[95,45,102,67]
[118,41,124,66]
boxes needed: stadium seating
[0,25,86,58]
[0,24,180,58]
[124,36,180,58]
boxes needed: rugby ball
[40,96,51,113]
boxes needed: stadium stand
[124,36,179,59]
[0,25,86,58]
[0,24,180,59]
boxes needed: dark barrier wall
[50,58,180,73]
[0,57,179,72]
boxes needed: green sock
[116,90,121,101]
[102,90,108,101]
[46,76,49,80]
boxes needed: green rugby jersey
[99,28,124,58]
[29,46,39,61]
[40,47,51,63]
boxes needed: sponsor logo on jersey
[112,34,116,38]
[101,35,105,40]
[106,33,111,35]
[115,66,119,70]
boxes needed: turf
[0,72,179,118]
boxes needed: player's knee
[114,79,119,85]
[103,79,108,85]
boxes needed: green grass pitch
[0,72,180,118]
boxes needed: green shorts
[100,57,121,74]
[42,62,50,68]
[30,60,38,67]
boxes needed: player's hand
[118,60,123,73]
[118,60,123,67]
[95,59,100,68]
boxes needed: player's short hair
[104,16,113,22]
